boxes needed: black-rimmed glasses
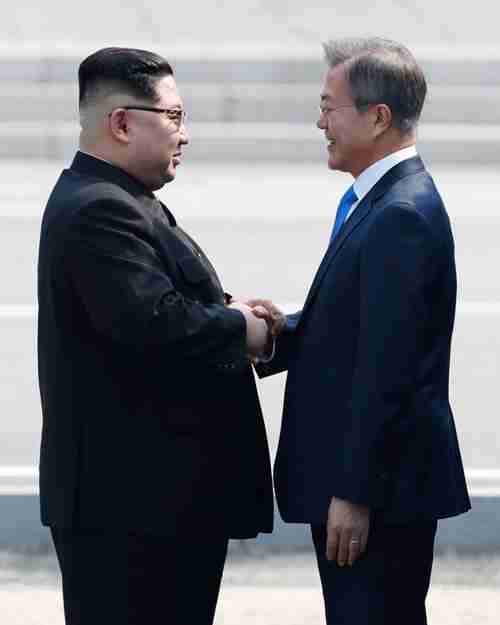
[121,106,187,128]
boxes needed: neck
[353,135,416,178]
[79,135,130,174]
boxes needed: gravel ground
[1,548,499,625]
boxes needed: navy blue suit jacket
[260,156,471,525]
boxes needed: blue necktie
[330,185,358,243]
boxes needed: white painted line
[0,466,39,497]
[1,467,499,497]
[465,469,500,498]
[0,486,39,496]
[0,466,38,477]
[0,305,37,320]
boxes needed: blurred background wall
[1,0,499,549]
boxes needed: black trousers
[311,518,437,625]
[51,527,229,625]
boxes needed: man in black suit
[256,38,471,624]
[37,47,274,625]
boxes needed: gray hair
[322,37,427,135]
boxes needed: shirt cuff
[254,336,276,364]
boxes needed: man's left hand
[326,496,370,567]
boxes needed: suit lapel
[299,194,374,320]
[298,156,426,326]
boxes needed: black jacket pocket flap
[177,255,210,284]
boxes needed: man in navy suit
[256,37,470,624]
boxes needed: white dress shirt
[345,145,418,223]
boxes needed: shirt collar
[353,145,418,203]
[78,149,113,165]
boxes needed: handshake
[228,298,286,361]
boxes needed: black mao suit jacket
[260,156,470,525]
[38,151,273,538]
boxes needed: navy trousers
[51,527,228,625]
[311,518,437,625]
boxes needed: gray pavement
[0,548,499,624]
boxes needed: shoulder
[368,198,434,237]
[378,168,445,218]
[58,173,153,233]
[370,168,451,249]
[69,172,139,211]
[362,198,440,268]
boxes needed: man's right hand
[243,299,286,337]
[228,302,270,357]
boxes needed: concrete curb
[1,494,499,553]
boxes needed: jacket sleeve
[332,203,440,507]
[65,198,247,367]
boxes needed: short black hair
[78,47,174,107]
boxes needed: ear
[372,103,392,138]
[108,109,131,144]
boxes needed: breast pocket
[176,255,219,302]
[177,255,210,283]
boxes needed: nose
[317,112,326,130]
[179,124,189,145]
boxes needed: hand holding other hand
[228,302,270,359]
[243,299,286,337]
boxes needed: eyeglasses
[120,106,187,128]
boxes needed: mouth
[172,153,182,166]
[326,137,336,150]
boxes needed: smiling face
[123,75,188,190]
[317,64,377,178]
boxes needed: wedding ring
[350,538,360,544]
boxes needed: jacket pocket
[177,255,211,285]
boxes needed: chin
[328,157,339,170]
[154,171,175,190]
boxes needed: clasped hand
[228,298,285,360]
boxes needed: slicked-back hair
[78,47,174,109]
[323,37,427,135]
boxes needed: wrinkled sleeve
[66,198,247,367]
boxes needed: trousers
[311,518,437,625]
[51,527,228,625]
